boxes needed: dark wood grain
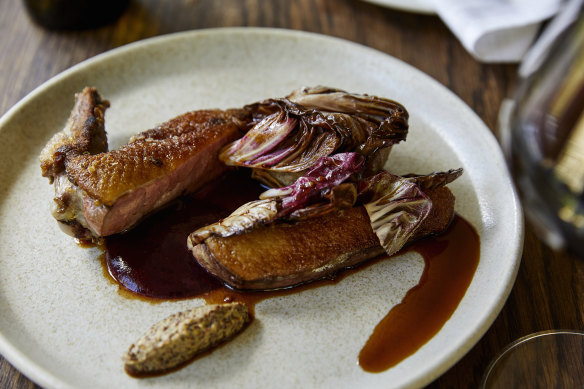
[1,0,582,388]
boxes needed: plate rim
[0,27,524,389]
[360,0,435,15]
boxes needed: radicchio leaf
[260,152,364,217]
[219,87,408,186]
[218,111,297,167]
[404,168,463,191]
[190,153,364,242]
[358,172,432,256]
[187,200,278,245]
[357,168,463,255]
[286,183,358,220]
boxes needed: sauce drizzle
[358,216,480,372]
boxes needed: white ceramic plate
[361,0,434,14]
[0,28,522,389]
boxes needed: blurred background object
[23,0,129,30]
[430,0,562,62]
[481,330,584,388]
[501,0,584,257]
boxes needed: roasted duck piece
[40,86,411,242]
[188,152,462,291]
[40,87,248,241]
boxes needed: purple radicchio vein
[260,152,365,217]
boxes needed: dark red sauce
[104,170,264,299]
[104,171,480,372]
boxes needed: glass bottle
[503,2,584,257]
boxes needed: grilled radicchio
[189,152,364,244]
[260,152,364,217]
[191,152,463,258]
[218,86,409,187]
[357,168,462,256]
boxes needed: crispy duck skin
[189,186,455,291]
[40,87,248,240]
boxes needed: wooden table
[1,1,582,388]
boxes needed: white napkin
[430,0,563,62]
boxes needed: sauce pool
[104,171,264,299]
[103,170,480,372]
